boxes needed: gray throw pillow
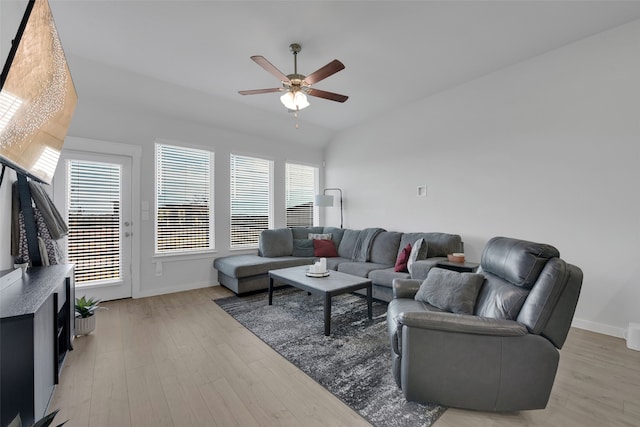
[259,228,293,257]
[407,238,428,274]
[415,268,484,315]
[292,239,314,257]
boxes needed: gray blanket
[352,227,385,262]
[28,181,68,240]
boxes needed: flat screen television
[0,0,77,184]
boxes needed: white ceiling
[5,1,640,146]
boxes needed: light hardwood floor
[50,286,640,427]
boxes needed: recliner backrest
[480,237,560,289]
[475,237,582,349]
[475,236,559,320]
[517,259,583,348]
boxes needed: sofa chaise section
[215,254,313,294]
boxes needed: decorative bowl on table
[447,253,465,263]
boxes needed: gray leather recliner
[386,236,583,411]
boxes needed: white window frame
[155,142,215,255]
[230,153,274,249]
[285,162,319,227]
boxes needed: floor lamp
[314,188,343,229]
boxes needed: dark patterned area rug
[215,288,446,427]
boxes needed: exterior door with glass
[53,151,132,301]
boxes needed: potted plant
[74,296,102,336]
[7,408,67,427]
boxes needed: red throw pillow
[313,239,338,257]
[394,243,412,272]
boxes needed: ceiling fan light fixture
[280,90,310,110]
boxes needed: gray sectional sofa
[213,226,463,301]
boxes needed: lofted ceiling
[4,1,640,146]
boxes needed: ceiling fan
[239,43,348,113]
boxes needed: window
[67,160,121,284]
[155,143,214,254]
[285,163,318,227]
[230,154,273,248]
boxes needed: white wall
[325,20,640,337]
[0,45,325,296]
[63,59,325,297]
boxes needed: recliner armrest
[392,279,422,299]
[398,311,528,337]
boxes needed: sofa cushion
[314,239,339,257]
[323,227,345,250]
[337,261,392,278]
[415,268,484,315]
[338,229,361,258]
[407,238,428,274]
[259,228,293,257]
[409,257,446,281]
[214,254,312,279]
[369,267,411,288]
[325,257,352,271]
[395,243,412,272]
[292,239,314,257]
[399,232,463,258]
[370,231,403,265]
[480,236,560,289]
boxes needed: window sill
[153,250,218,263]
[229,246,259,252]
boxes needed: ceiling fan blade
[238,88,284,95]
[303,59,345,85]
[251,56,291,83]
[305,88,348,103]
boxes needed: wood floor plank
[88,350,131,427]
[160,373,217,427]
[126,363,173,427]
[49,286,640,427]
[200,377,261,427]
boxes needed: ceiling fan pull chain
[294,107,300,129]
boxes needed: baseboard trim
[571,317,626,339]
[134,281,218,299]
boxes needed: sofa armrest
[398,311,528,337]
[392,279,422,299]
[410,257,446,281]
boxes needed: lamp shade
[280,91,310,110]
[314,194,334,207]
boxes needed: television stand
[0,264,75,427]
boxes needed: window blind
[67,160,121,284]
[156,143,214,253]
[285,163,317,227]
[230,154,272,248]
